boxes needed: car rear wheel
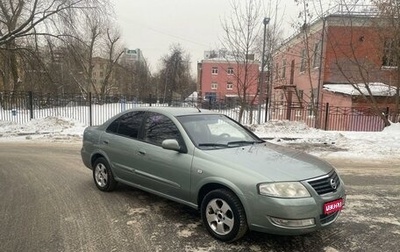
[201,189,248,242]
[93,157,117,192]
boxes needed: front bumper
[246,182,346,235]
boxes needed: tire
[93,157,117,192]
[201,189,248,242]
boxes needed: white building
[120,48,144,66]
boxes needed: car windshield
[178,114,263,149]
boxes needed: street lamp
[257,17,270,124]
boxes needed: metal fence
[0,91,398,131]
[267,102,393,131]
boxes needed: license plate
[324,199,343,215]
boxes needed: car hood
[200,142,334,182]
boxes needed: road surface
[0,142,399,252]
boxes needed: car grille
[320,212,339,225]
[306,170,340,195]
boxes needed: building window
[300,49,306,72]
[275,63,279,79]
[382,39,398,67]
[226,82,233,90]
[227,67,234,75]
[282,59,286,78]
[212,67,218,74]
[211,82,218,90]
[313,41,322,68]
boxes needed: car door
[133,112,192,202]
[100,111,145,183]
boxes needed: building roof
[185,91,198,101]
[202,50,260,64]
[323,83,397,96]
[276,4,380,52]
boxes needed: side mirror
[161,139,182,152]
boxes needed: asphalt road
[0,142,399,252]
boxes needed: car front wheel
[93,157,117,192]
[201,189,248,242]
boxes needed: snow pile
[250,120,400,159]
[0,116,85,141]
[383,122,400,133]
[323,82,397,96]
[249,120,327,139]
[332,124,400,159]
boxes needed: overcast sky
[112,0,337,74]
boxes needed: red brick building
[197,55,260,106]
[271,12,399,129]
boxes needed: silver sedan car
[81,107,345,242]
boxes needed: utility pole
[257,17,270,124]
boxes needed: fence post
[324,103,329,130]
[385,107,390,120]
[28,91,34,120]
[286,92,292,120]
[149,94,152,107]
[89,92,92,126]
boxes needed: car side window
[106,111,145,139]
[143,113,181,146]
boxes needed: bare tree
[255,1,285,122]
[373,0,400,123]
[0,0,111,92]
[65,11,103,97]
[292,0,329,119]
[63,9,125,101]
[134,60,152,101]
[159,44,193,105]
[118,54,153,103]
[326,1,399,125]
[0,0,87,46]
[97,28,124,98]
[221,0,263,123]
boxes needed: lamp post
[257,17,270,124]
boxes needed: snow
[1,116,399,160]
[185,91,198,101]
[0,117,86,142]
[251,120,400,160]
[323,82,397,96]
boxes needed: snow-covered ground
[250,120,400,160]
[0,117,86,142]
[0,116,399,160]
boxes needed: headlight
[258,182,311,198]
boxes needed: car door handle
[102,140,109,145]
[138,150,146,155]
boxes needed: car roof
[126,106,220,117]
